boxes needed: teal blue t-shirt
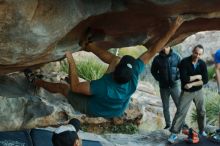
[88,58,145,118]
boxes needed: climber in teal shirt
[30,16,184,118]
[88,58,144,117]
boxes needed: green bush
[205,96,220,125]
[60,58,107,81]
[191,88,220,126]
[108,123,138,134]
[207,66,215,80]
[76,59,107,81]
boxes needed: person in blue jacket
[151,46,181,129]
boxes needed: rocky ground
[79,130,172,146]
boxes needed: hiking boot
[199,131,207,137]
[164,124,170,129]
[168,133,178,144]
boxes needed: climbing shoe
[199,130,207,137]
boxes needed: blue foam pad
[0,129,103,146]
[82,140,103,146]
[30,129,53,146]
[0,130,32,146]
[173,137,219,146]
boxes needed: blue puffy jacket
[151,49,181,88]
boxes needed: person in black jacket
[168,44,208,143]
[151,46,181,129]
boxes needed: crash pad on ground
[173,136,219,146]
[0,129,103,146]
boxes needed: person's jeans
[160,85,181,126]
[170,89,206,133]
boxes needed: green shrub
[60,58,107,81]
[207,66,215,80]
[76,59,107,81]
[191,88,220,126]
[60,46,147,81]
[105,123,138,134]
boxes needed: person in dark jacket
[151,46,181,129]
[168,44,208,143]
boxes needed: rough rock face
[0,72,160,131]
[1,0,220,74]
[0,73,75,130]
[0,0,112,74]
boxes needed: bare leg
[35,80,70,97]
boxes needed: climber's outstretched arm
[139,16,184,64]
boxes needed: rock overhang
[1,0,220,74]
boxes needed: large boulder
[0,0,112,74]
[1,0,220,74]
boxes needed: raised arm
[65,51,91,95]
[139,16,184,64]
